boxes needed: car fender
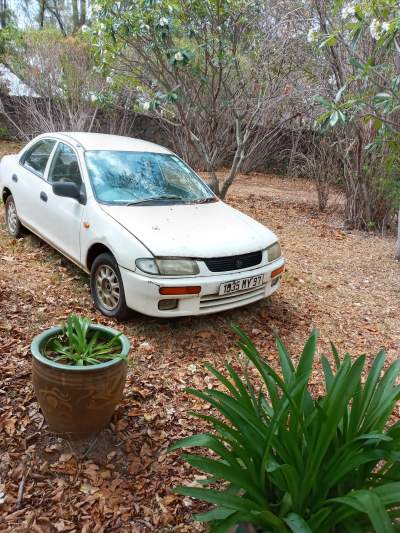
[81,202,151,272]
[0,154,19,196]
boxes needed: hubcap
[95,265,120,311]
[7,200,18,234]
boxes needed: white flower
[81,24,89,33]
[188,363,197,374]
[382,21,390,33]
[307,25,320,43]
[174,51,184,62]
[341,2,356,20]
[106,76,112,84]
[89,92,98,102]
[142,101,150,111]
[370,19,382,40]
[159,17,168,27]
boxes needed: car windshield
[84,151,216,205]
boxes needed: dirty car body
[0,132,285,318]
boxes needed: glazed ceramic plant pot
[31,324,130,440]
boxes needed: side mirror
[52,182,86,204]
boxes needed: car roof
[38,132,172,154]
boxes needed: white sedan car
[0,132,284,319]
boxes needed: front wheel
[5,195,23,238]
[90,253,130,320]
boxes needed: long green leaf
[283,513,312,533]
[333,490,394,533]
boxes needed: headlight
[136,258,200,276]
[267,242,281,262]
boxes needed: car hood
[100,201,277,258]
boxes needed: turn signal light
[271,265,285,278]
[159,286,201,295]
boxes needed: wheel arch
[2,187,12,204]
[86,243,116,271]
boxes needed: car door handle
[12,174,18,182]
[40,191,48,202]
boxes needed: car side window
[22,139,56,177]
[48,142,83,187]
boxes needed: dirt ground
[1,140,400,531]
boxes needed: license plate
[219,274,266,296]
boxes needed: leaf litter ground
[0,142,399,531]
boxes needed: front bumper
[119,258,285,317]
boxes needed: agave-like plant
[169,326,400,532]
[44,314,125,366]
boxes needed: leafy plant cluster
[44,314,125,366]
[170,326,400,532]
[315,3,400,141]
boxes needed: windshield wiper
[126,195,185,206]
[193,197,217,204]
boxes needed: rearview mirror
[52,182,86,204]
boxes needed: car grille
[204,251,263,272]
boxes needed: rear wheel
[5,195,23,238]
[90,253,130,320]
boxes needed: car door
[14,138,57,228]
[39,141,86,263]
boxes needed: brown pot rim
[31,324,130,371]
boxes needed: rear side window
[48,142,82,186]
[22,139,56,177]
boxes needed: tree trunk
[188,130,220,195]
[71,0,79,31]
[220,146,245,199]
[46,3,67,36]
[0,0,7,29]
[207,169,220,196]
[79,0,86,26]
[220,118,247,199]
[395,208,400,260]
[38,0,45,28]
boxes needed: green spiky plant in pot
[169,327,400,532]
[31,314,130,439]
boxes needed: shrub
[170,327,400,532]
[0,124,9,140]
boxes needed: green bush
[170,327,400,532]
[0,125,9,140]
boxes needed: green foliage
[90,0,263,110]
[170,327,400,532]
[0,124,9,140]
[314,1,400,142]
[44,315,125,366]
[90,0,272,196]
[310,0,400,235]
[0,24,22,59]
[3,27,104,103]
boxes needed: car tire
[90,252,130,320]
[5,195,23,238]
